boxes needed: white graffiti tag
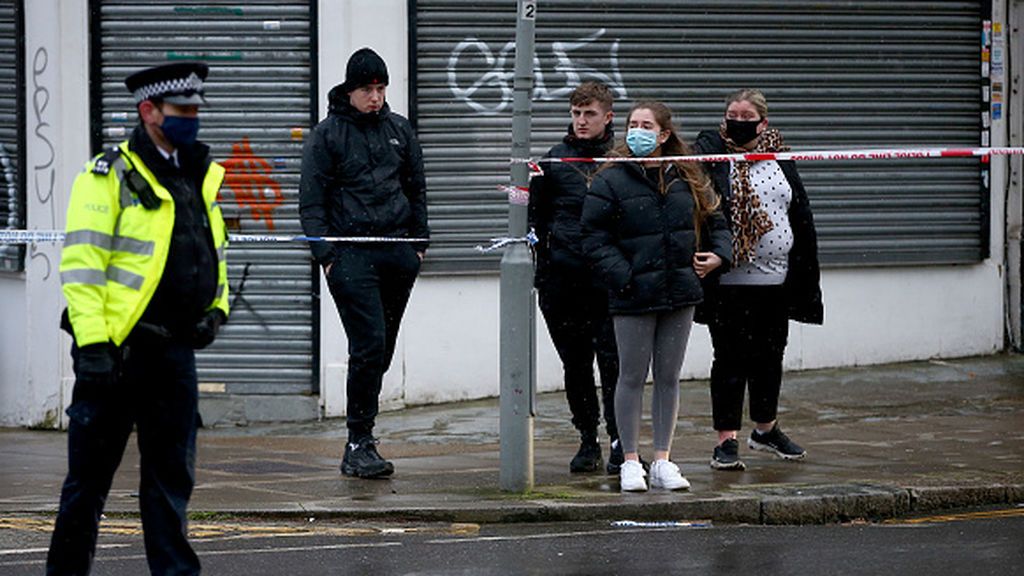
[447,29,627,115]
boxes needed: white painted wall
[0,277,28,423]
[0,0,89,427]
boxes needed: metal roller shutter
[415,0,984,272]
[0,0,23,272]
[94,0,316,395]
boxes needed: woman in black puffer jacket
[581,100,732,492]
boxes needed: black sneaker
[606,438,624,475]
[570,437,603,473]
[606,439,650,475]
[748,425,806,460]
[341,437,395,478]
[710,438,746,470]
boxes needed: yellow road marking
[885,507,1024,524]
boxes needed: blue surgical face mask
[626,128,659,157]
[160,114,200,149]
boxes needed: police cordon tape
[0,230,430,245]
[514,145,1024,166]
[474,229,539,253]
[5,146,1023,252]
[0,228,524,254]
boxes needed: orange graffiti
[220,137,283,231]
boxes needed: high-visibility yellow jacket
[59,140,229,347]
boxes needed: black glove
[74,342,118,389]
[191,309,226,350]
[68,342,118,427]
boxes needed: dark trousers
[47,338,200,576]
[538,272,619,441]
[708,284,789,431]
[326,244,421,442]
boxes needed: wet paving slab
[1,354,1021,523]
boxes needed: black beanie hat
[340,48,389,93]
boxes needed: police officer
[299,48,429,479]
[48,62,229,575]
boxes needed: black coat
[527,127,614,287]
[581,161,733,315]
[299,86,429,266]
[692,130,824,325]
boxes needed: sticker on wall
[104,126,127,138]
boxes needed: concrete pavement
[1,354,1022,525]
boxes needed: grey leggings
[613,306,695,454]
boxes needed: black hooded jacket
[527,125,614,287]
[692,130,823,325]
[581,161,733,315]
[299,85,429,265]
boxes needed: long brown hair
[605,100,719,233]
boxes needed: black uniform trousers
[537,270,619,441]
[708,284,790,431]
[326,243,421,442]
[47,336,200,576]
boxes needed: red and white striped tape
[514,146,1024,166]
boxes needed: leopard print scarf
[719,121,790,263]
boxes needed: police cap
[125,62,209,105]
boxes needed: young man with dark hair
[529,81,623,473]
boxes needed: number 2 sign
[521,1,536,20]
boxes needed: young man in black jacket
[528,82,623,474]
[299,48,429,479]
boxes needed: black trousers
[708,284,789,431]
[47,337,200,576]
[537,271,619,440]
[326,243,421,442]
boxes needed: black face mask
[725,119,762,145]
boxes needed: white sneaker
[619,459,648,492]
[649,459,690,491]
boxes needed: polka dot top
[720,160,793,286]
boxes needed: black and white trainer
[341,437,395,478]
[710,438,746,470]
[606,438,624,475]
[606,439,650,475]
[748,425,806,460]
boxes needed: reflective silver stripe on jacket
[216,246,226,262]
[60,266,145,291]
[215,283,226,301]
[65,229,154,256]
[106,266,145,290]
[60,268,107,287]
[112,236,155,256]
[64,230,113,251]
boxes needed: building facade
[1,0,1020,427]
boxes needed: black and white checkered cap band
[132,72,204,103]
